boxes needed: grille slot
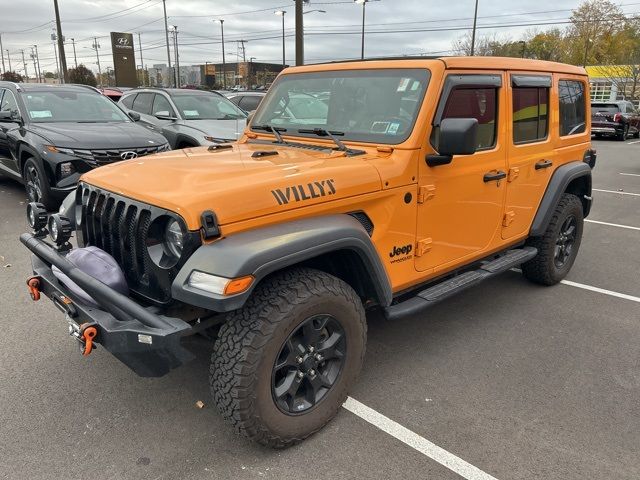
[73,145,167,166]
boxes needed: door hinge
[417,185,436,203]
[508,167,519,182]
[502,211,516,227]
[416,238,433,256]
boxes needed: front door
[0,89,20,173]
[415,72,507,273]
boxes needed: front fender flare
[172,215,392,312]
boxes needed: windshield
[251,68,430,144]
[21,90,130,123]
[591,104,620,114]
[172,93,247,120]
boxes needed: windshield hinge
[417,185,436,204]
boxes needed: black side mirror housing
[427,118,479,167]
[128,111,141,122]
[0,109,23,124]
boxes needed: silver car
[119,88,247,149]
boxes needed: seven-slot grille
[78,184,170,304]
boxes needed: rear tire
[210,268,366,448]
[22,157,57,211]
[522,193,583,286]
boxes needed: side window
[239,96,262,112]
[131,92,154,115]
[1,90,19,113]
[0,89,4,107]
[441,87,498,150]
[558,80,586,136]
[120,93,136,109]
[513,87,548,143]
[151,94,174,116]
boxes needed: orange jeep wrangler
[21,57,595,447]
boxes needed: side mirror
[154,111,177,121]
[0,109,22,124]
[427,118,479,167]
[127,111,141,122]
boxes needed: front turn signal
[223,275,254,295]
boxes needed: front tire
[522,193,584,286]
[22,157,56,210]
[210,268,366,448]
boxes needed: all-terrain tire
[210,267,366,448]
[522,193,584,286]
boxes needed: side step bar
[383,247,537,320]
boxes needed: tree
[68,64,97,87]
[44,71,55,79]
[524,29,570,62]
[1,71,23,82]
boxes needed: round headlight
[165,219,184,258]
[47,214,73,246]
[27,202,48,231]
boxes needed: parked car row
[591,100,640,140]
[0,81,256,209]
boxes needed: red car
[591,101,640,140]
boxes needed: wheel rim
[25,164,42,203]
[272,314,347,415]
[554,215,577,268]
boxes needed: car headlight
[44,145,75,156]
[165,219,184,258]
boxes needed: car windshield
[251,68,430,144]
[171,93,247,120]
[21,90,130,123]
[592,104,620,114]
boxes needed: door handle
[483,170,507,183]
[535,159,553,170]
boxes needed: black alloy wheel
[272,314,347,415]
[554,215,577,268]
[25,163,43,203]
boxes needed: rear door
[502,73,555,239]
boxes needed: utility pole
[70,38,77,68]
[470,0,479,56]
[275,11,286,68]
[172,26,180,88]
[295,0,304,66]
[0,34,5,76]
[34,45,42,83]
[215,19,226,89]
[6,50,11,73]
[91,38,101,82]
[53,0,68,82]
[30,48,38,82]
[162,0,172,86]
[137,32,145,86]
[21,50,28,80]
[355,0,368,60]
[52,41,60,81]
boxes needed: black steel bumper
[20,233,194,377]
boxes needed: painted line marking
[559,280,640,304]
[343,397,500,480]
[620,173,640,177]
[585,219,640,231]
[593,188,640,197]
[626,140,640,144]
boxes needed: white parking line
[585,219,640,231]
[343,397,500,480]
[559,280,640,303]
[620,173,640,177]
[626,140,640,144]
[593,188,640,197]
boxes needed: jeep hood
[80,142,382,229]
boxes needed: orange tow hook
[27,277,41,301]
[80,325,98,356]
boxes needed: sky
[0,0,636,76]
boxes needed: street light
[274,11,286,68]
[214,19,226,89]
[354,0,369,60]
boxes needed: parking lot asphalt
[0,138,638,480]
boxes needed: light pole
[171,25,180,88]
[275,11,286,69]
[0,34,5,76]
[214,19,226,89]
[86,39,101,84]
[162,0,172,83]
[6,49,11,73]
[470,0,479,56]
[355,0,369,60]
[295,0,304,65]
[137,32,145,86]
[70,38,77,68]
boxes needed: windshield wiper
[298,128,347,152]
[253,124,287,144]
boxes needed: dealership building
[587,65,640,107]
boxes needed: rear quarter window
[559,80,586,136]
[120,94,136,109]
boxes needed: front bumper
[20,233,194,377]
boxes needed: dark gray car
[119,88,247,149]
